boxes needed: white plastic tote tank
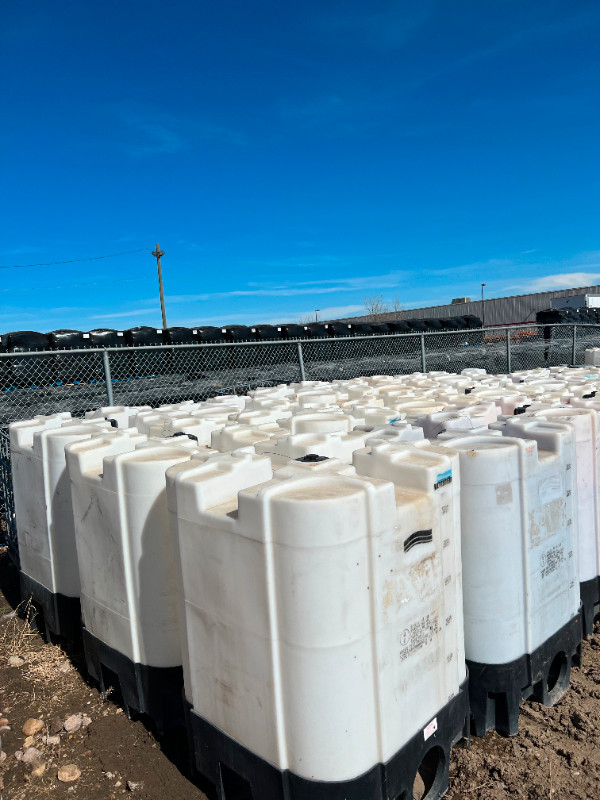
[85,405,151,428]
[211,422,287,452]
[278,410,358,435]
[9,415,124,640]
[415,403,499,440]
[135,412,227,445]
[356,420,425,446]
[441,423,581,736]
[253,430,371,465]
[166,449,468,800]
[65,434,202,731]
[583,347,600,367]
[494,408,600,636]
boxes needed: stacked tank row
[537,307,600,325]
[10,358,600,799]
[0,318,483,390]
[1,316,483,351]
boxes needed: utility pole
[315,309,320,322]
[152,243,168,329]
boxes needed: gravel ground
[2,546,600,800]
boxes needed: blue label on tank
[585,374,597,379]
[434,468,452,490]
[389,417,403,424]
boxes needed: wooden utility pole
[152,243,168,329]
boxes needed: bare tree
[363,295,390,322]
[298,314,314,325]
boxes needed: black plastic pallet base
[580,577,600,638]
[82,627,183,734]
[468,610,582,737]
[184,677,469,800]
[19,572,81,643]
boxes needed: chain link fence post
[506,328,511,374]
[572,325,577,367]
[296,341,306,382]
[102,350,114,406]
[420,335,426,372]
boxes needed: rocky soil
[2,546,600,800]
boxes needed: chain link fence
[1,323,599,560]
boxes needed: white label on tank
[540,544,565,578]
[434,469,452,490]
[399,614,439,662]
[192,329,198,334]
[424,717,438,741]
[83,333,90,338]
[117,332,124,336]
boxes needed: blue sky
[2,0,600,332]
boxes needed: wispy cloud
[110,105,245,158]
[508,272,600,293]
[262,304,364,324]
[91,307,159,320]
[162,271,407,304]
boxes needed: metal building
[340,284,600,327]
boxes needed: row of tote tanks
[0,318,482,389]
[1,315,484,349]
[10,360,600,800]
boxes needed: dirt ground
[1,546,600,800]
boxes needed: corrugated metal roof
[338,284,600,326]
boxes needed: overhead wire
[0,248,151,270]
[0,275,149,293]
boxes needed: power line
[0,248,151,270]
[0,275,148,293]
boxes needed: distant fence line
[0,323,598,564]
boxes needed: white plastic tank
[166,449,467,795]
[493,408,600,636]
[85,405,151,428]
[415,403,500,439]
[66,435,213,728]
[440,423,581,735]
[254,430,371,465]
[279,410,357,435]
[211,422,287,452]
[135,413,226,445]
[356,420,425,446]
[585,348,600,365]
[10,415,130,639]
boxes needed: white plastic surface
[67,435,199,667]
[10,417,125,599]
[495,408,600,586]
[85,405,151,428]
[441,424,579,665]
[585,349,600,366]
[254,430,371,464]
[167,446,464,782]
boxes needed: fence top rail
[0,323,595,357]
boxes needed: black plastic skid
[580,577,600,637]
[82,627,183,734]
[184,677,469,800]
[468,611,582,737]
[19,571,81,643]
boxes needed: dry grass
[0,596,76,687]
[0,595,38,655]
